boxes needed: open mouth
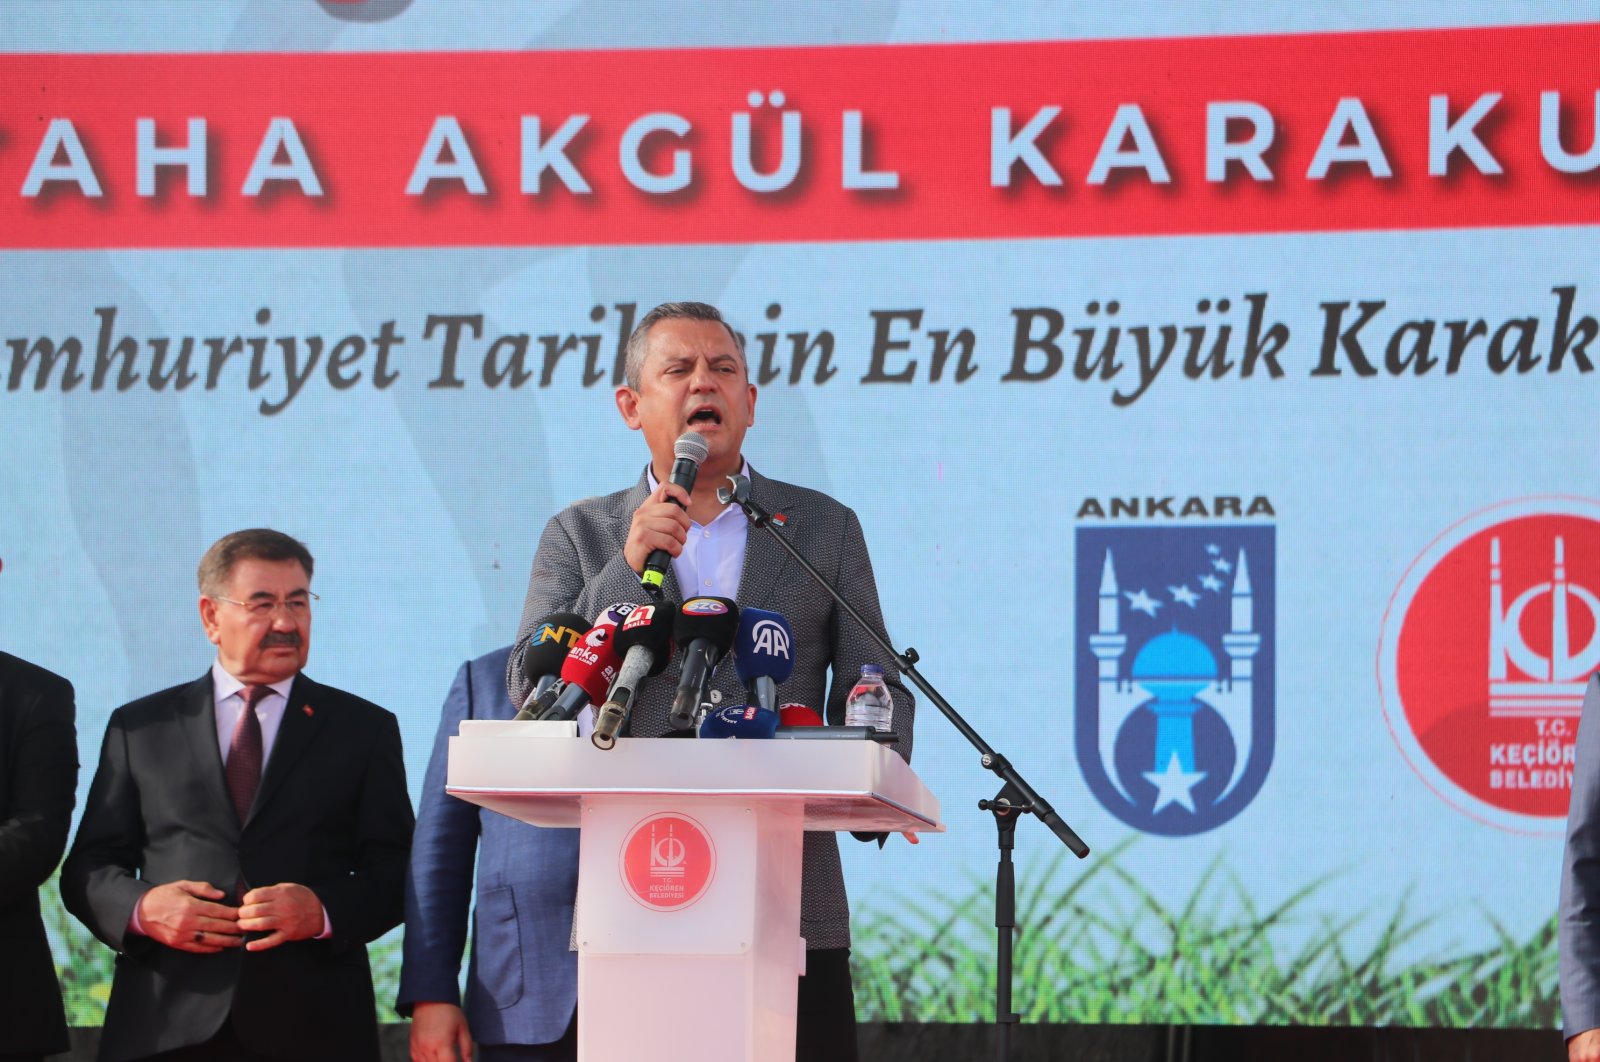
[687,406,723,427]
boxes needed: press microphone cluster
[516,603,636,722]
[512,612,587,720]
[639,431,709,599]
[592,602,676,750]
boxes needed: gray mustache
[260,633,302,648]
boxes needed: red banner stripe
[0,24,1597,249]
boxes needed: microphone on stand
[512,612,588,720]
[667,597,740,730]
[640,431,709,598]
[592,602,676,750]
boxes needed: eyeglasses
[211,592,318,618]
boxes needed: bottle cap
[861,663,883,676]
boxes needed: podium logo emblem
[1074,525,1276,836]
[620,813,716,910]
[1378,497,1600,831]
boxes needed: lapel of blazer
[179,673,233,823]
[249,672,325,827]
[735,468,801,610]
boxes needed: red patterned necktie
[227,685,269,823]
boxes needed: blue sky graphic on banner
[1075,523,1276,836]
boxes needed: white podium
[447,721,943,1062]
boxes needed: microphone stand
[718,476,1089,1062]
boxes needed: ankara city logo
[1378,497,1600,832]
[1074,509,1276,836]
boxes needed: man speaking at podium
[507,300,915,1061]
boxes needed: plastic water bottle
[844,664,894,732]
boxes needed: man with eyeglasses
[61,528,414,1062]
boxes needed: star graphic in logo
[1170,584,1200,607]
[1125,588,1162,616]
[1199,573,1223,593]
[1212,557,1233,573]
[1206,543,1221,556]
[1144,752,1207,814]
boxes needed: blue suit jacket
[1562,674,1600,1039]
[397,647,579,1046]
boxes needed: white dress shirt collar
[210,659,295,766]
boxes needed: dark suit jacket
[506,468,914,951]
[1561,674,1600,1038]
[60,671,413,1062]
[0,651,77,1056]
[397,647,579,1046]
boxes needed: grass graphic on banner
[42,854,1556,1029]
[850,843,1557,1027]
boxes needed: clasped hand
[139,879,324,953]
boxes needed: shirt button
[703,579,712,586]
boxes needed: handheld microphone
[535,611,626,722]
[698,703,780,740]
[640,432,709,598]
[592,602,676,750]
[667,597,740,730]
[733,607,794,716]
[512,612,588,720]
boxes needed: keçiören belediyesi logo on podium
[620,813,716,910]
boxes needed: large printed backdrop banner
[2,1,1594,1029]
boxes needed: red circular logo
[1379,498,1600,831]
[619,813,716,910]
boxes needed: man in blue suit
[399,647,579,1062]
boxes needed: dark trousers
[484,946,856,1062]
[797,946,859,1062]
[142,1018,287,1061]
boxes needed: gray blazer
[508,467,914,950]
[1562,674,1600,1038]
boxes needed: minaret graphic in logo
[1076,525,1276,835]
[620,812,716,910]
[649,820,688,879]
[1488,536,1600,718]
[1380,499,1600,830]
